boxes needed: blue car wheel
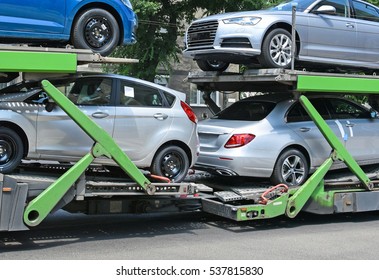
[72,8,120,56]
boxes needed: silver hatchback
[196,93,379,186]
[0,74,199,182]
[184,0,379,72]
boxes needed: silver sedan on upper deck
[183,0,379,72]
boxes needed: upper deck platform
[187,68,379,95]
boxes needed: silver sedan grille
[186,20,218,50]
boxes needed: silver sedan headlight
[222,17,261,25]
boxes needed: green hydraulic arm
[285,75,378,218]
[1,49,152,228]
[23,80,155,227]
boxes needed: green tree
[111,0,280,81]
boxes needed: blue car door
[0,0,66,34]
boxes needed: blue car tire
[72,8,120,56]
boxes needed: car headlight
[120,0,133,9]
[223,17,261,25]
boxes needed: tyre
[271,148,308,186]
[0,127,24,173]
[196,59,230,72]
[72,8,120,56]
[151,146,190,183]
[259,28,293,68]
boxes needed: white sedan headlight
[223,17,261,25]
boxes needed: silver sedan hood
[193,9,289,22]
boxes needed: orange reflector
[241,208,247,212]
[2,187,12,192]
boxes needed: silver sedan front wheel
[259,28,293,68]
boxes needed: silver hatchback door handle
[346,23,355,29]
[153,113,168,120]
[92,112,109,118]
[299,127,311,132]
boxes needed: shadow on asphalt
[0,208,378,252]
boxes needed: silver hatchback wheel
[151,145,190,183]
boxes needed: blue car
[0,0,137,56]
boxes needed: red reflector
[224,134,255,148]
[219,157,233,161]
[181,101,198,124]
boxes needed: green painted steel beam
[286,157,333,218]
[297,75,379,94]
[24,153,94,227]
[0,51,77,73]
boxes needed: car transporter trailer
[1,47,379,232]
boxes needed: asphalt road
[1,208,379,260]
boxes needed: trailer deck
[2,47,379,231]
